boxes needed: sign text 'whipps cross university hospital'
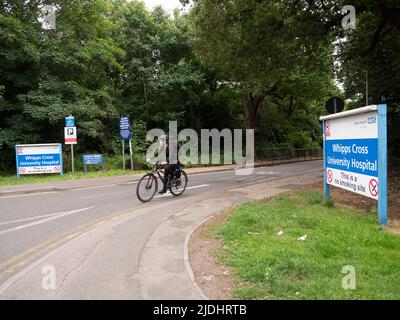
[15,144,63,178]
[320,104,388,225]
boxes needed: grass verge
[216,190,400,300]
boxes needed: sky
[143,0,183,12]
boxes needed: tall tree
[189,0,335,130]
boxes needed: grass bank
[216,190,400,299]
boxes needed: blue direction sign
[65,115,75,127]
[83,154,104,174]
[119,116,132,141]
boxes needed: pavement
[0,160,323,299]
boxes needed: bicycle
[136,161,188,203]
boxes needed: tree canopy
[0,0,398,172]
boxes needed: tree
[0,0,125,171]
[189,0,335,131]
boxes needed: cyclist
[158,135,179,194]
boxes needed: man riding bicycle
[157,135,179,194]
[138,135,187,203]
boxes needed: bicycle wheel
[136,173,158,203]
[169,170,188,196]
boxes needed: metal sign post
[71,144,74,173]
[65,116,77,174]
[320,104,387,225]
[129,139,133,171]
[122,140,125,171]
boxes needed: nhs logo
[368,117,377,124]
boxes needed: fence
[256,147,323,165]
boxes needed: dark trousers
[163,164,177,191]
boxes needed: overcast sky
[143,0,183,12]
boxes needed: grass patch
[216,190,400,300]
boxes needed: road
[0,160,323,299]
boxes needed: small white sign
[64,127,77,145]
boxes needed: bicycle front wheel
[136,173,158,203]
[169,170,188,196]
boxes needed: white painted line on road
[0,207,95,236]
[257,171,281,175]
[154,184,210,198]
[78,190,133,200]
[187,184,210,190]
[0,211,74,226]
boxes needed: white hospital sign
[15,144,63,177]
[320,105,388,225]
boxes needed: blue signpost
[65,115,75,128]
[119,116,132,141]
[83,154,104,174]
[119,116,133,171]
[320,104,387,225]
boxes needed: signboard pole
[122,140,125,171]
[378,104,387,225]
[129,139,133,171]
[60,145,63,176]
[323,120,330,198]
[71,144,75,173]
[15,148,20,179]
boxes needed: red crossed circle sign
[327,169,333,183]
[369,179,379,197]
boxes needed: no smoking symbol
[327,169,333,183]
[369,179,379,197]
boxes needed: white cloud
[143,0,183,12]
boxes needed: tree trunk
[242,90,264,130]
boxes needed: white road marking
[154,184,210,198]
[257,171,281,175]
[187,184,210,190]
[0,211,74,226]
[79,190,132,200]
[0,207,95,236]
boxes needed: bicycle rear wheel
[136,173,158,203]
[169,170,188,196]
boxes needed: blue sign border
[83,154,104,174]
[322,104,387,225]
[15,144,63,178]
[119,115,132,141]
[65,116,75,127]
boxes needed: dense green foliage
[0,0,398,173]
